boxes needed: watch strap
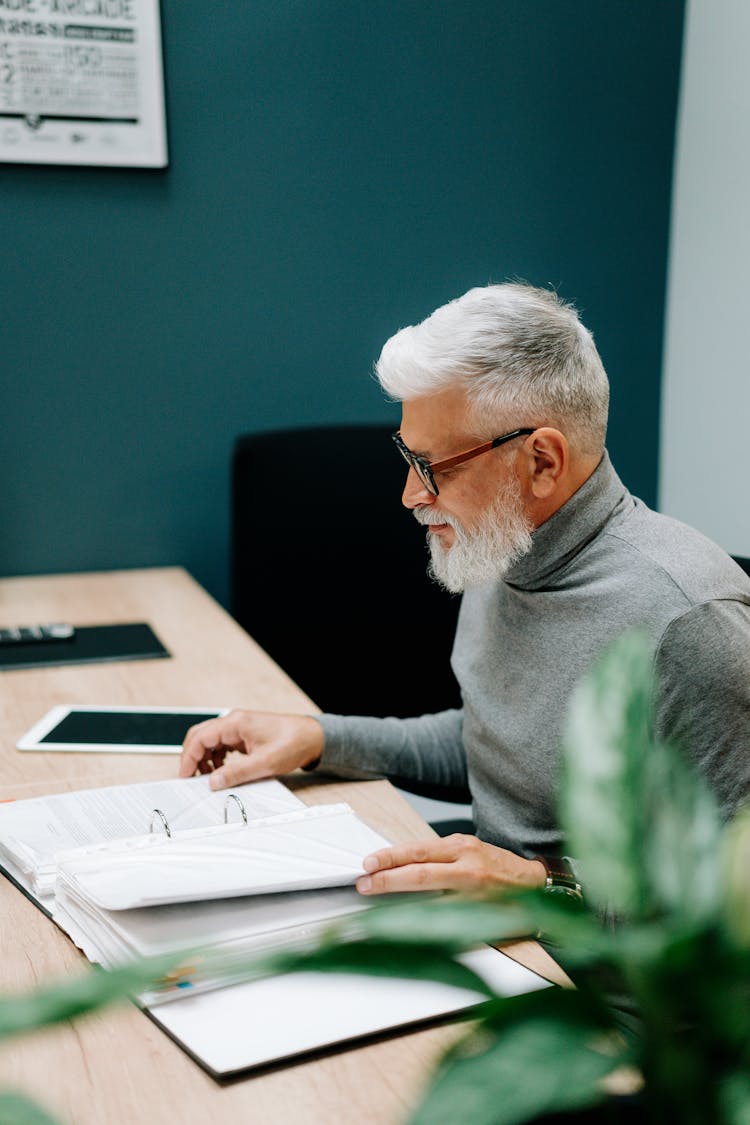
[533,854,583,900]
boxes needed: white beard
[414,477,533,593]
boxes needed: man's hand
[179,709,323,789]
[356,834,547,896]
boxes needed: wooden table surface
[0,567,569,1125]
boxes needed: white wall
[659,0,750,557]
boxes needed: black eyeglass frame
[391,428,536,496]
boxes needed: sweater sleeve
[653,598,750,819]
[315,709,468,790]
[566,598,750,927]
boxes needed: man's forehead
[400,388,474,453]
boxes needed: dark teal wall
[1,1,685,607]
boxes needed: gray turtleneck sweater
[317,453,750,857]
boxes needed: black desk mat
[0,623,170,671]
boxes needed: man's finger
[179,714,248,777]
[362,837,465,873]
[357,861,461,895]
[209,752,272,790]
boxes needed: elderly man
[180,282,750,901]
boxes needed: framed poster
[0,0,167,167]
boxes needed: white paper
[56,803,391,909]
[150,946,553,1076]
[56,882,368,961]
[53,881,374,1004]
[0,776,303,894]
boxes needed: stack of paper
[54,880,371,1005]
[0,775,390,1004]
[55,802,391,909]
[0,774,305,899]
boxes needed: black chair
[231,423,473,829]
[732,556,750,578]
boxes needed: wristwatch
[533,855,584,905]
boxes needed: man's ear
[524,428,569,500]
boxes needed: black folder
[0,623,170,671]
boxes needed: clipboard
[147,943,553,1079]
[0,774,556,1079]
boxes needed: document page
[53,882,373,1002]
[54,803,391,909]
[0,776,303,896]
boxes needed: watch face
[535,857,584,906]
[545,883,584,907]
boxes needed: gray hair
[375,283,610,455]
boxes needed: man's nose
[401,466,435,509]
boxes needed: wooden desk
[0,567,568,1125]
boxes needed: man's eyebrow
[400,435,433,459]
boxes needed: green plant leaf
[643,736,723,923]
[0,1091,61,1125]
[326,886,631,965]
[560,629,655,916]
[408,989,627,1125]
[263,939,496,998]
[253,891,629,991]
[722,806,750,948]
[561,628,724,925]
[331,892,537,948]
[719,1072,750,1125]
[0,952,184,1042]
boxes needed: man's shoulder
[602,499,750,608]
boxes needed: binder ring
[150,808,172,837]
[224,793,248,825]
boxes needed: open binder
[0,774,308,900]
[0,775,553,1077]
[57,799,392,909]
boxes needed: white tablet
[16,705,230,754]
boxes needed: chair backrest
[231,423,462,719]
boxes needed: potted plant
[263,629,750,1124]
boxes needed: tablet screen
[17,706,228,753]
[38,710,221,747]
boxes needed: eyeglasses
[391,428,535,496]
